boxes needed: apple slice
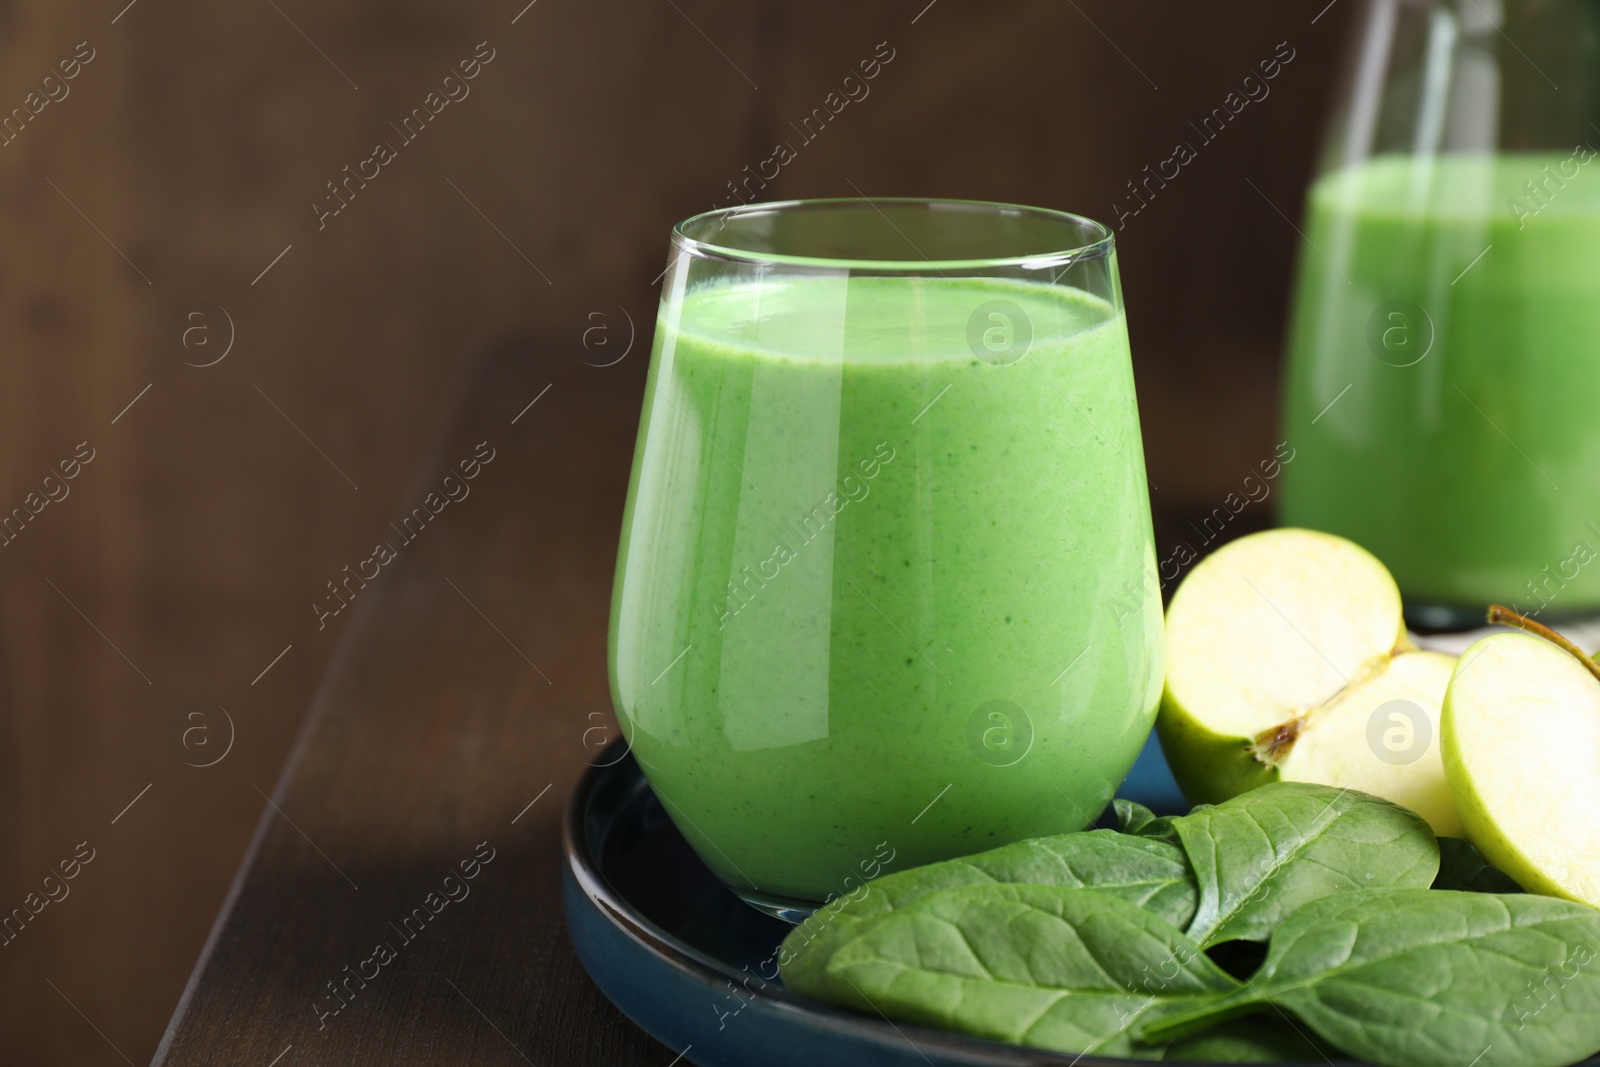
[1442,609,1600,906]
[1158,528,1462,836]
[1274,649,1458,834]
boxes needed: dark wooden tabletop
[151,339,676,1066]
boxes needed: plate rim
[562,746,1347,1067]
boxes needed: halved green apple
[1442,611,1600,906]
[1158,528,1462,836]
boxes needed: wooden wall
[0,1,1351,1061]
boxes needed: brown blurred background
[0,1,1349,1062]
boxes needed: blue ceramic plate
[561,735,1308,1067]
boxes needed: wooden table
[152,340,677,1065]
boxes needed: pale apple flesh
[1158,527,1461,836]
[1442,632,1600,906]
[1277,649,1462,837]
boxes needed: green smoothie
[609,273,1163,905]
[1281,152,1600,615]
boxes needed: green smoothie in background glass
[609,200,1163,917]
[1279,0,1600,624]
[1281,153,1600,619]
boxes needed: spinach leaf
[1162,1017,1338,1063]
[1172,782,1438,946]
[1116,799,1181,844]
[1140,889,1600,1067]
[1434,837,1523,894]
[780,829,1197,999]
[825,883,1237,1057]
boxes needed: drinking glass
[609,198,1163,918]
[1279,0,1600,628]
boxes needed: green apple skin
[1448,778,1559,900]
[1157,528,1449,824]
[1155,692,1278,806]
[1158,531,1408,812]
[1157,653,1448,809]
[1442,632,1600,907]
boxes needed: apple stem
[1487,605,1600,684]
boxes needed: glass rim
[670,197,1115,272]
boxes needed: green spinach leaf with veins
[1161,1017,1338,1063]
[1172,782,1438,946]
[1115,799,1182,844]
[780,829,1197,999]
[825,883,1237,1058]
[1140,889,1600,1067]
